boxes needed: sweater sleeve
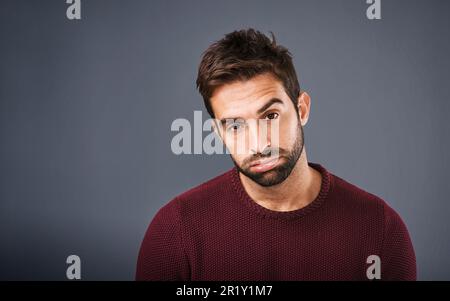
[381,203,417,280]
[135,198,190,280]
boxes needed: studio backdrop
[0,0,449,280]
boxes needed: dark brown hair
[196,28,300,117]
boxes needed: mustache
[242,147,285,166]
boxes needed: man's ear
[297,91,311,126]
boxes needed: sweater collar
[229,162,333,220]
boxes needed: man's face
[210,73,305,187]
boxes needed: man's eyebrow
[219,98,284,125]
[256,98,284,115]
[219,117,242,125]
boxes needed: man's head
[196,29,311,187]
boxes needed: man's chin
[241,167,290,187]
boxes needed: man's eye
[265,112,279,120]
[227,123,243,132]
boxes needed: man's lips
[249,156,280,173]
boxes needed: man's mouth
[249,156,280,173]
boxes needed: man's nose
[248,120,271,155]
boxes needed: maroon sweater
[136,163,416,281]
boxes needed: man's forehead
[211,74,287,118]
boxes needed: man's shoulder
[162,167,236,212]
[328,171,412,243]
[178,167,235,200]
[329,171,408,228]
[329,172,389,217]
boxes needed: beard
[231,122,304,187]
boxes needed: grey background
[1,0,449,280]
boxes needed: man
[136,29,416,280]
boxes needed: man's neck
[238,149,322,212]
